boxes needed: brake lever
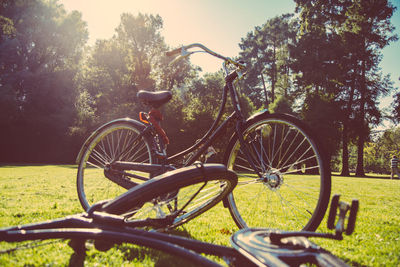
[168,46,193,65]
[169,51,194,65]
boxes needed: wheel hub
[262,169,283,191]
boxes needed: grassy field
[0,165,399,266]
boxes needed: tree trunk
[341,122,350,176]
[355,59,366,177]
[261,74,269,107]
[341,62,357,176]
[271,43,276,103]
[355,130,365,176]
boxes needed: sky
[60,0,400,112]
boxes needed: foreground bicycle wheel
[77,121,155,211]
[224,113,331,231]
[101,164,238,230]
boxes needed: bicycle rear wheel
[224,113,331,231]
[77,120,155,211]
[101,164,238,230]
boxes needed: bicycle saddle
[137,90,172,108]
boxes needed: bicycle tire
[223,112,331,231]
[101,164,238,230]
[77,120,156,211]
[0,229,221,267]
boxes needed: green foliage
[377,127,400,157]
[300,93,342,159]
[333,126,400,174]
[0,15,15,38]
[293,0,397,176]
[239,14,296,108]
[0,0,88,163]
[0,0,397,173]
[393,88,400,124]
[74,13,195,137]
[268,95,293,114]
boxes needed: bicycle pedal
[327,194,359,236]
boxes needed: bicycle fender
[223,111,303,164]
[246,108,270,122]
[224,109,271,151]
[75,118,147,164]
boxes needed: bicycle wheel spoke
[97,139,113,163]
[236,150,264,173]
[90,147,109,166]
[279,135,308,170]
[248,141,267,172]
[126,144,151,163]
[112,167,237,230]
[274,128,301,170]
[275,190,311,228]
[283,182,319,202]
[281,185,315,214]
[225,114,330,231]
[117,134,145,161]
[237,179,262,186]
[77,123,154,210]
[279,154,317,174]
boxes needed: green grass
[0,165,399,266]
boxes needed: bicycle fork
[234,120,264,179]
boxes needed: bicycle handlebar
[166,43,246,69]
[166,47,182,57]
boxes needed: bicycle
[0,164,357,267]
[76,43,331,232]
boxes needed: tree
[293,0,397,176]
[0,14,15,38]
[342,0,397,176]
[392,77,400,124]
[292,0,348,162]
[239,14,296,108]
[292,0,348,96]
[362,127,400,174]
[74,13,194,133]
[0,0,88,162]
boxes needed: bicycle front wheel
[101,164,238,230]
[77,121,155,211]
[224,113,331,231]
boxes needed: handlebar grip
[166,47,182,57]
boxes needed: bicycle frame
[168,75,245,166]
[103,45,262,180]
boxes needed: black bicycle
[1,164,356,267]
[76,43,331,231]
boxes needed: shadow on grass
[332,173,394,180]
[343,257,366,267]
[67,228,202,267]
[0,163,77,169]
[116,227,204,267]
